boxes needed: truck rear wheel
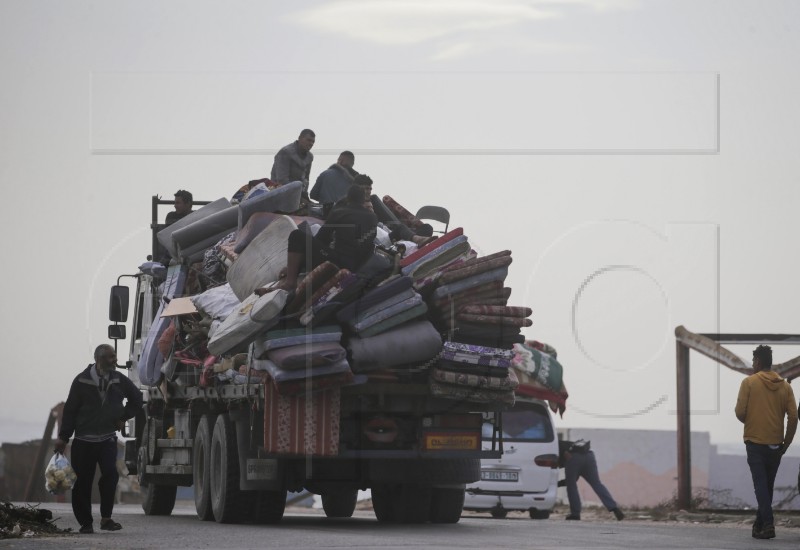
[252,489,287,524]
[210,413,244,523]
[193,414,216,521]
[322,489,358,518]
[429,487,464,524]
[371,484,431,524]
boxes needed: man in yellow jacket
[735,345,798,540]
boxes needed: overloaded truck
[107,192,531,524]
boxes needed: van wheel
[429,487,464,524]
[490,507,508,519]
[529,509,551,519]
[209,414,243,523]
[193,414,216,521]
[322,489,358,518]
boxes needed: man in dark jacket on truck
[55,344,143,534]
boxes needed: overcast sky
[2,0,799,449]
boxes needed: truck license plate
[481,470,519,482]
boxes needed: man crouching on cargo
[55,344,143,534]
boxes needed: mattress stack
[429,342,518,405]
[398,228,475,291]
[336,276,427,337]
[251,325,353,395]
[347,319,442,375]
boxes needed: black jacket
[316,204,378,271]
[59,364,143,442]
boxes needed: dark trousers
[565,451,618,516]
[70,438,119,527]
[745,441,782,528]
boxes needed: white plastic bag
[44,452,77,494]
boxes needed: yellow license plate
[424,433,479,450]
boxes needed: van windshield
[482,403,554,443]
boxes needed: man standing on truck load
[310,150,358,215]
[735,344,797,540]
[559,439,624,521]
[165,189,193,225]
[271,129,315,194]
[256,184,377,294]
[55,344,144,534]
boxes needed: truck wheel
[137,443,177,516]
[322,489,358,518]
[371,485,395,523]
[210,413,244,523]
[529,509,551,520]
[252,489,287,524]
[429,487,464,524]
[193,414,216,521]
[371,484,431,524]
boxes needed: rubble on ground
[0,501,71,539]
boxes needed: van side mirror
[108,324,126,340]
[109,285,129,322]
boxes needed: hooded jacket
[735,370,798,445]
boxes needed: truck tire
[193,414,216,521]
[322,489,358,518]
[140,469,177,517]
[370,484,431,524]
[370,485,395,523]
[252,489,287,524]
[210,413,244,523]
[429,487,464,524]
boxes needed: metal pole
[676,341,692,510]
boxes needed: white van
[463,396,559,519]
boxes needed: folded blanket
[412,250,477,292]
[350,294,424,333]
[455,321,522,339]
[299,271,363,326]
[254,326,342,357]
[511,342,564,393]
[266,341,347,370]
[347,288,417,325]
[336,276,413,323]
[438,254,512,285]
[455,313,532,327]
[358,302,428,338]
[400,235,470,279]
[432,267,509,302]
[431,366,519,390]
[348,320,442,372]
[286,261,340,314]
[451,334,525,350]
[433,283,509,311]
[442,341,515,359]
[459,305,532,317]
[399,227,464,268]
[382,195,424,230]
[439,348,512,368]
[436,359,511,377]
[429,379,515,405]
[254,357,350,383]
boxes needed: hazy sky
[2,0,799,448]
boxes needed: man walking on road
[735,344,797,540]
[55,344,143,534]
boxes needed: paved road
[3,502,799,550]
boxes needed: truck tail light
[534,453,559,469]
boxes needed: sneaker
[612,508,625,521]
[751,523,763,538]
[79,524,93,534]
[100,518,122,531]
[754,524,775,539]
[565,514,581,520]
